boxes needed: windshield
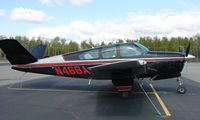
[120,44,142,57]
[134,42,149,52]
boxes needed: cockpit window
[102,46,117,58]
[120,44,142,57]
[79,49,99,60]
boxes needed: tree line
[0,35,200,61]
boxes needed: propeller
[185,43,190,57]
[182,43,190,74]
[184,43,195,74]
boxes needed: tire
[176,85,186,94]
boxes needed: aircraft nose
[185,54,196,60]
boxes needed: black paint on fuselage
[12,51,185,80]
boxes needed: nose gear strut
[176,77,186,94]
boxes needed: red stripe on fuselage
[15,60,122,67]
[14,57,185,68]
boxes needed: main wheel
[176,85,186,94]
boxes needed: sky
[0,0,200,43]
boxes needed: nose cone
[185,54,196,60]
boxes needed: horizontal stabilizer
[29,44,47,59]
[0,39,37,65]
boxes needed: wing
[88,60,147,79]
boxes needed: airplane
[0,39,195,97]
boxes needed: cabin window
[63,53,79,60]
[120,44,142,57]
[79,49,99,60]
[102,46,117,58]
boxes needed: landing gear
[112,70,134,98]
[176,77,186,94]
[176,85,186,94]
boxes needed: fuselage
[12,42,192,81]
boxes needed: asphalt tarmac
[0,62,200,120]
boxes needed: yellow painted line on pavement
[149,83,171,117]
[8,87,118,94]
[8,87,165,94]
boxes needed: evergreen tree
[0,35,200,61]
[81,40,91,50]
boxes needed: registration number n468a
[54,66,90,75]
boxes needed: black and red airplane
[0,39,195,96]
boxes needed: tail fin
[29,44,47,59]
[0,39,37,65]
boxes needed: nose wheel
[176,85,186,94]
[176,77,186,94]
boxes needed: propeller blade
[185,43,190,57]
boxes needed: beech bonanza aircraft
[0,39,195,96]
